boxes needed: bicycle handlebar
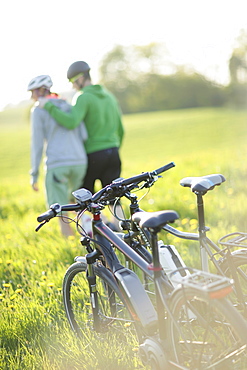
[37,208,57,223]
[116,161,175,187]
[152,162,176,176]
[92,161,175,202]
[37,203,81,222]
[36,161,175,224]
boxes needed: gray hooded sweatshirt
[30,97,87,185]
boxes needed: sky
[1,0,247,110]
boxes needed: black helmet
[67,61,90,82]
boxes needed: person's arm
[29,108,45,189]
[115,101,124,147]
[43,94,88,129]
[80,122,88,142]
[118,116,124,147]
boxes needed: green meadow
[0,106,247,369]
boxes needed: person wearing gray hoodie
[28,75,87,237]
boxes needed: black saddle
[132,210,179,230]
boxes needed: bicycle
[162,174,247,317]
[111,170,247,318]
[36,163,247,369]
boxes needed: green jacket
[44,85,124,154]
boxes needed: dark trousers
[82,147,121,194]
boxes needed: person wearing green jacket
[39,61,124,195]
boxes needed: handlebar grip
[121,162,175,186]
[37,203,63,222]
[37,203,83,223]
[120,172,150,186]
[37,208,57,222]
[153,162,175,175]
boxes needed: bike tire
[167,286,247,369]
[220,249,247,316]
[62,258,143,347]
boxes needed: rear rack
[218,232,247,248]
[170,268,233,299]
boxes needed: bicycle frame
[93,217,153,277]
[163,223,233,273]
[85,208,174,336]
[163,197,247,315]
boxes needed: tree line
[98,32,247,114]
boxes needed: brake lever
[127,183,140,192]
[143,180,155,189]
[143,175,162,188]
[35,220,48,232]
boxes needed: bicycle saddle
[180,174,226,193]
[132,210,179,229]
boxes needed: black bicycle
[36,163,247,369]
[109,170,247,319]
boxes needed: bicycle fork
[86,251,102,332]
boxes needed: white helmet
[27,75,53,91]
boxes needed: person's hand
[32,183,39,191]
[38,97,48,108]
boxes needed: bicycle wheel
[167,287,247,369]
[63,258,142,346]
[220,250,247,316]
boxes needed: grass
[0,106,247,368]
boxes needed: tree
[99,43,173,84]
[229,30,247,84]
[99,43,226,113]
[228,29,247,107]
[99,43,174,111]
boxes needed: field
[0,106,247,369]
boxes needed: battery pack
[115,267,157,334]
[158,241,190,286]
